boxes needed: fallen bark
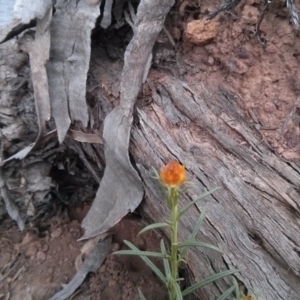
[81,0,175,239]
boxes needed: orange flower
[160,161,186,187]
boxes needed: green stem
[170,188,179,300]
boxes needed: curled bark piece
[100,0,113,29]
[81,0,175,239]
[18,5,52,143]
[47,0,101,143]
[0,5,52,166]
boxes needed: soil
[0,209,168,300]
[1,0,300,299]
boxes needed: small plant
[114,161,240,299]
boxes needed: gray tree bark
[130,78,300,299]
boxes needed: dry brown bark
[1,1,300,300]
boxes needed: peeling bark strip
[0,36,58,228]
[19,7,52,142]
[0,0,51,43]
[81,0,175,239]
[47,0,100,143]
[0,2,52,167]
[131,78,300,300]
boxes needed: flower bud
[160,161,186,187]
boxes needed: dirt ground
[0,208,168,300]
[1,0,300,299]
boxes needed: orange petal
[160,161,186,187]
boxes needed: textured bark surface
[129,78,300,299]
[0,37,100,229]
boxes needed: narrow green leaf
[181,205,207,258]
[178,258,187,265]
[123,240,167,283]
[113,249,168,258]
[173,282,183,300]
[179,182,195,193]
[178,241,223,254]
[191,204,207,239]
[160,240,171,277]
[138,288,147,300]
[151,167,170,198]
[182,269,239,297]
[217,284,236,300]
[189,205,207,240]
[179,187,221,218]
[151,166,160,179]
[231,276,240,299]
[138,223,171,236]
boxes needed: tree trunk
[129,77,300,299]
